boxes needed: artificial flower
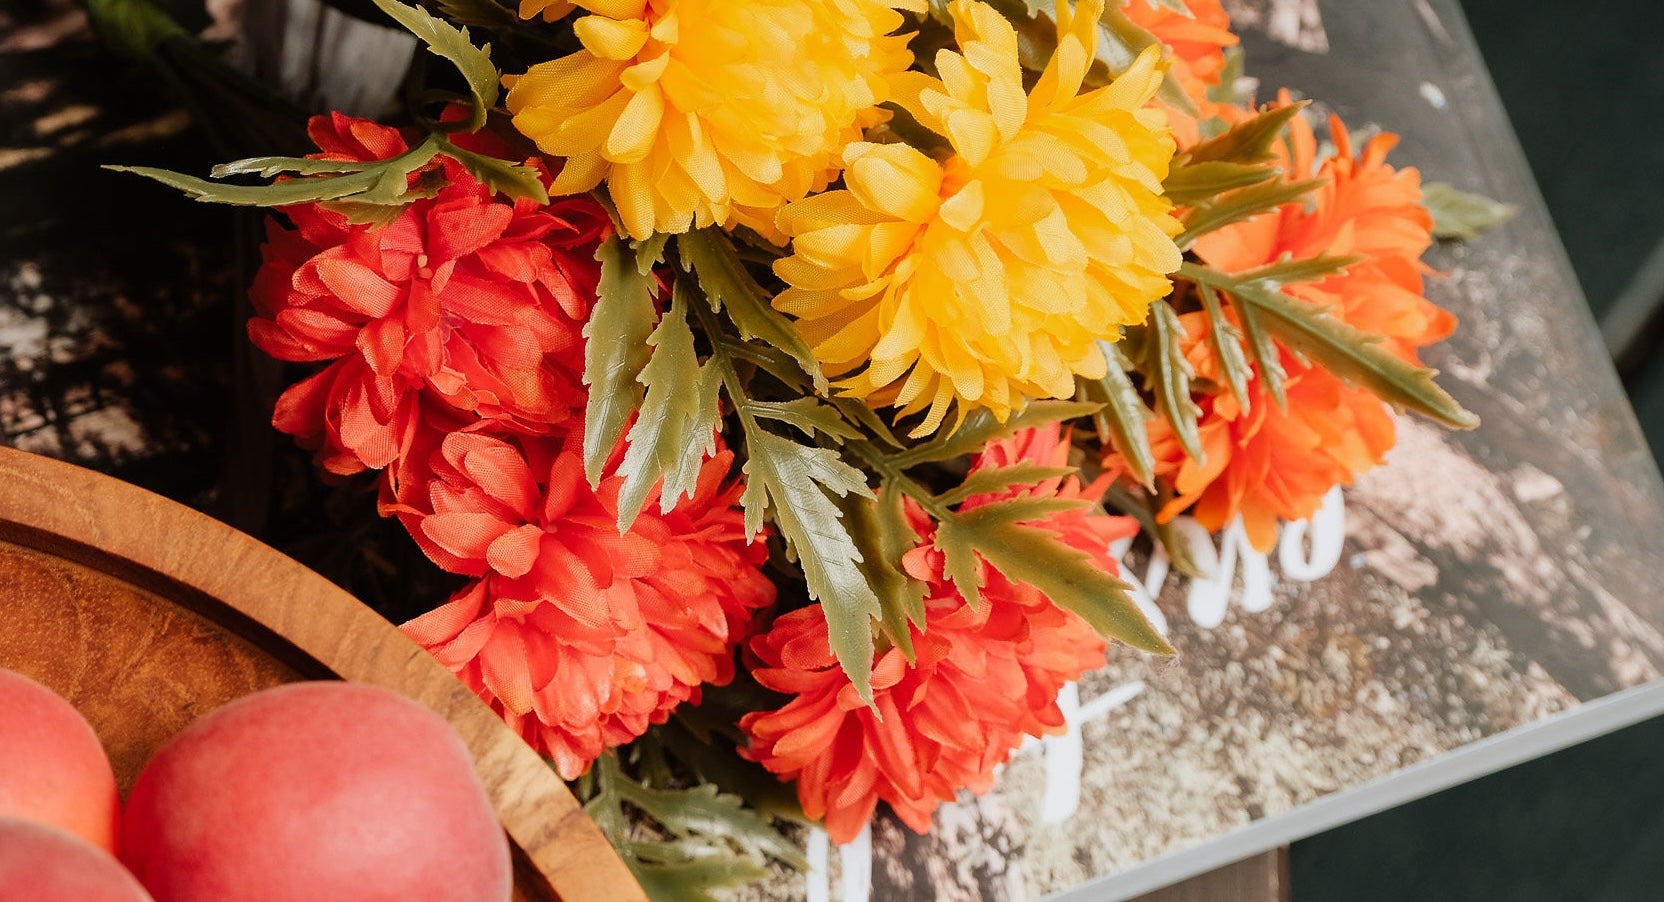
[504,0,916,241]
[771,0,1183,435]
[741,426,1135,841]
[396,430,774,778]
[249,113,610,475]
[1133,110,1456,550]
[1121,0,1239,146]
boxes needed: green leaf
[1422,181,1520,241]
[1081,341,1156,489]
[678,229,828,393]
[746,398,863,442]
[612,781,807,871]
[210,156,378,178]
[1185,263,1479,428]
[652,715,809,824]
[1196,280,1253,410]
[938,498,1174,654]
[1237,253,1365,287]
[1162,159,1279,207]
[368,0,499,133]
[1183,102,1308,165]
[742,430,882,703]
[635,232,672,276]
[1233,284,1287,408]
[436,139,549,203]
[831,396,906,449]
[1136,0,1192,13]
[1176,177,1324,247]
[890,399,1100,468]
[1146,299,1204,463]
[935,463,1077,508]
[838,481,927,661]
[109,136,443,207]
[81,0,188,57]
[583,236,659,485]
[615,280,722,532]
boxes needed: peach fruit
[0,666,120,851]
[0,817,155,901]
[117,681,511,902]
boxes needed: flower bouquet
[98,0,1510,893]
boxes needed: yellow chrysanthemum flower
[771,0,1183,434]
[504,0,916,241]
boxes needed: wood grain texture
[0,446,645,902]
[1129,850,1287,902]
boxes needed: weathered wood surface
[0,446,646,902]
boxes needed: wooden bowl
[0,446,645,902]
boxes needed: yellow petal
[573,14,650,60]
[845,144,944,224]
[606,84,664,162]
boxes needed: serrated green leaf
[1185,263,1479,428]
[678,229,827,393]
[1183,102,1309,165]
[1176,177,1324,247]
[1206,45,1248,106]
[316,200,407,228]
[1233,284,1287,408]
[1196,281,1253,410]
[654,715,810,824]
[831,396,906,449]
[612,781,807,871]
[945,499,1174,653]
[743,429,881,703]
[635,231,672,275]
[584,237,658,485]
[746,398,862,442]
[891,399,1101,468]
[615,281,721,532]
[436,139,549,203]
[1238,253,1365,287]
[1146,299,1204,463]
[109,136,443,207]
[211,155,377,178]
[1162,159,1279,206]
[1422,181,1520,241]
[838,481,926,661]
[935,463,1077,508]
[368,0,499,133]
[1081,341,1156,489]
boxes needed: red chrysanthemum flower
[393,429,774,778]
[740,426,1136,842]
[1127,110,1456,551]
[249,112,611,475]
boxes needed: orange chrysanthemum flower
[249,114,610,476]
[396,430,774,778]
[1121,0,1239,146]
[741,426,1135,842]
[1134,111,1456,551]
[504,0,916,241]
[771,0,1182,435]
